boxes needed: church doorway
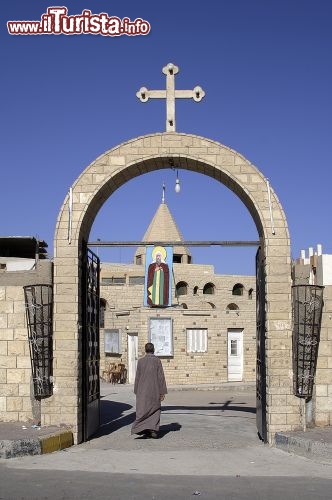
[127,333,138,384]
[52,132,294,445]
[227,329,244,382]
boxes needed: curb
[0,430,74,460]
[40,430,74,455]
[275,432,332,464]
[168,382,256,392]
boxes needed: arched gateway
[48,131,297,445]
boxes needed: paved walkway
[0,383,331,468]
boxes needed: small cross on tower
[136,63,205,132]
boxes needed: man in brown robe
[131,342,167,438]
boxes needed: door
[128,333,138,384]
[227,329,243,381]
[81,243,100,442]
[256,246,267,442]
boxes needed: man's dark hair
[145,342,155,353]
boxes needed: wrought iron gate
[256,246,267,442]
[81,243,100,441]
[24,284,53,398]
[292,285,324,398]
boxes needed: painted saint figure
[147,246,170,307]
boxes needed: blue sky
[1,1,331,275]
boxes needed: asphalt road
[1,383,331,499]
[1,470,332,500]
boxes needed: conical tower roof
[134,199,191,265]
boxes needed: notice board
[149,317,173,356]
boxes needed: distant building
[99,200,257,386]
[0,236,48,272]
[292,244,332,427]
[292,243,332,286]
[0,237,52,423]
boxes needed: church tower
[134,191,192,266]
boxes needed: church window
[173,254,182,263]
[101,277,126,285]
[104,329,121,354]
[207,302,216,309]
[230,339,238,356]
[193,286,199,295]
[203,282,215,295]
[232,283,244,296]
[226,303,239,313]
[135,256,142,265]
[100,299,106,328]
[176,281,188,296]
[248,288,254,300]
[129,276,145,285]
[186,329,208,353]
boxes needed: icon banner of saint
[144,245,173,307]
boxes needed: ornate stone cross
[136,63,205,132]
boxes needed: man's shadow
[134,422,182,439]
[94,397,184,440]
[92,400,135,438]
[159,422,182,437]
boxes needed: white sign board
[149,317,173,356]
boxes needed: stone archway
[47,132,295,444]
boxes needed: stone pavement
[0,382,331,467]
[0,421,73,459]
[275,426,332,463]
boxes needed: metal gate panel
[256,246,267,442]
[292,285,324,398]
[81,243,100,441]
[24,284,53,398]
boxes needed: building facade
[292,244,332,427]
[0,238,52,423]
[99,199,256,386]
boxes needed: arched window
[226,303,239,311]
[176,281,188,296]
[181,303,188,309]
[232,283,244,296]
[207,302,216,309]
[193,286,199,295]
[100,298,106,328]
[248,288,254,300]
[203,282,215,295]
[173,254,182,263]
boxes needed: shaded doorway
[128,333,138,384]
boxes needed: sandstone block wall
[314,286,332,426]
[0,261,53,422]
[99,262,256,385]
[52,132,294,443]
